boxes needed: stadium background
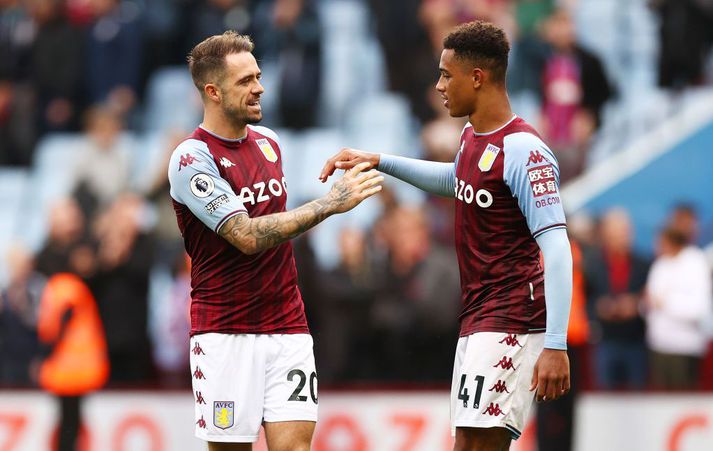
[1,0,713,449]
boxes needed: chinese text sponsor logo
[528,164,557,198]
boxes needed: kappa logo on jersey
[237,177,288,206]
[478,143,501,172]
[189,173,215,198]
[205,194,230,214]
[213,401,234,429]
[256,138,278,162]
[527,150,549,166]
[219,157,235,168]
[528,164,557,198]
[178,153,198,171]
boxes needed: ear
[204,83,221,103]
[471,68,485,90]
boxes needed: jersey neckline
[472,115,518,136]
[198,125,249,143]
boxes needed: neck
[201,110,247,140]
[468,88,513,134]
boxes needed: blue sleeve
[502,132,566,237]
[168,138,247,233]
[377,154,456,197]
[535,228,573,350]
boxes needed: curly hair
[188,31,255,94]
[443,21,510,83]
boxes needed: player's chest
[213,142,287,211]
[454,138,505,208]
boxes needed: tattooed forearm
[218,196,340,255]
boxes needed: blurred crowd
[1,0,713,398]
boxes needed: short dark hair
[661,227,688,249]
[188,31,255,93]
[443,21,510,83]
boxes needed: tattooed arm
[219,162,383,255]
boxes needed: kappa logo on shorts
[192,342,205,355]
[482,402,505,416]
[214,401,235,429]
[493,356,516,371]
[196,415,207,429]
[193,366,206,380]
[499,334,522,347]
[489,380,510,394]
[195,391,206,404]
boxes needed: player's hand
[326,161,383,213]
[319,148,380,183]
[529,349,570,402]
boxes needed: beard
[222,101,262,125]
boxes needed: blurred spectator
[35,197,95,278]
[585,208,650,390]
[85,0,142,115]
[537,237,590,451]
[365,206,460,381]
[667,202,700,245]
[651,0,713,89]
[89,193,154,384]
[315,227,375,382]
[538,9,613,182]
[251,0,321,129]
[152,253,191,388]
[70,104,131,217]
[27,0,84,134]
[0,245,44,385]
[645,227,712,390]
[371,0,435,122]
[185,0,250,52]
[37,273,108,451]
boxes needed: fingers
[347,161,373,177]
[360,185,383,199]
[529,365,538,392]
[319,150,350,183]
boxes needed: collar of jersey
[472,115,518,136]
[199,125,248,143]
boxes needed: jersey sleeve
[168,138,247,233]
[502,132,566,237]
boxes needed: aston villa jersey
[168,125,308,336]
[454,116,566,336]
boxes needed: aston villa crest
[213,401,234,429]
[256,138,278,163]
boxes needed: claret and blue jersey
[167,125,308,337]
[454,116,567,336]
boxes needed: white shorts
[450,332,544,439]
[189,333,318,443]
